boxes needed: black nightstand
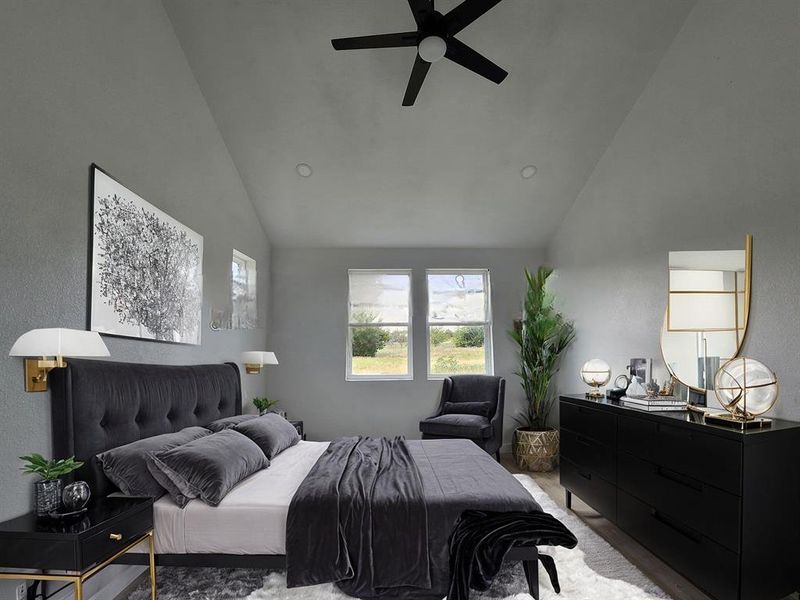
[0,496,155,600]
[289,420,306,440]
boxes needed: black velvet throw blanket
[286,437,430,598]
[448,510,578,600]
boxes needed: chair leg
[522,559,539,600]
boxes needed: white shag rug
[127,475,669,600]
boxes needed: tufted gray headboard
[50,358,242,497]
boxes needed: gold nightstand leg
[74,579,83,600]
[148,530,157,599]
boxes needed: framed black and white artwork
[89,164,204,345]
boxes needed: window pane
[349,271,410,323]
[231,250,257,329]
[350,326,409,376]
[427,272,487,323]
[429,326,488,375]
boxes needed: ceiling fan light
[418,36,447,63]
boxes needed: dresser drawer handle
[650,509,701,544]
[656,466,703,492]
[578,469,592,481]
[109,533,123,541]
[576,435,593,447]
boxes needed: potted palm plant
[510,267,575,472]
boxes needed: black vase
[34,479,62,516]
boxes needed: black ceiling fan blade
[402,55,432,106]
[332,31,418,51]
[444,0,504,35]
[408,0,434,26]
[445,37,507,84]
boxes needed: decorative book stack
[620,396,685,412]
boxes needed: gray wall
[546,0,800,421]
[0,4,269,595]
[267,248,546,450]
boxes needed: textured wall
[546,0,800,421]
[0,6,269,596]
[267,248,546,450]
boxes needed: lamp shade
[580,359,611,386]
[9,328,110,358]
[242,351,279,366]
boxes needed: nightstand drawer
[618,413,741,495]
[618,452,740,552]
[561,428,615,483]
[79,504,152,570]
[618,490,739,600]
[560,401,616,447]
[560,457,616,521]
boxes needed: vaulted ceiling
[163,0,695,247]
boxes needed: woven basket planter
[513,428,559,472]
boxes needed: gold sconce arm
[24,357,67,392]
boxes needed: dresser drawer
[618,490,739,600]
[618,414,741,495]
[560,457,616,521]
[560,401,616,447]
[561,428,615,483]
[618,452,741,552]
[78,504,153,570]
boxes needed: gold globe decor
[709,357,779,429]
[580,359,611,398]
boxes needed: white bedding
[146,440,329,555]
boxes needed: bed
[50,359,567,599]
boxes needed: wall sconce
[242,351,278,374]
[9,328,110,392]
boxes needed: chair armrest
[490,379,506,447]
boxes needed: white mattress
[146,440,329,555]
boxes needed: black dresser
[559,394,800,600]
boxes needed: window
[427,269,493,377]
[231,250,257,329]
[347,270,412,380]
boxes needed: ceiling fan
[331,0,508,106]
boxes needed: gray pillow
[146,429,268,508]
[234,413,301,460]
[206,414,258,432]
[443,401,493,418]
[96,426,211,497]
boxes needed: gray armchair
[419,375,505,461]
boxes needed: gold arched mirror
[660,235,752,393]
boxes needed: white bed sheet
[148,440,329,555]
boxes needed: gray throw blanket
[286,437,430,598]
[286,437,542,599]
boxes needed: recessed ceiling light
[521,165,537,179]
[296,163,313,178]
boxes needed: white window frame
[346,269,413,381]
[426,269,494,379]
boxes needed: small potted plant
[20,454,84,516]
[510,267,575,472]
[253,396,279,416]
